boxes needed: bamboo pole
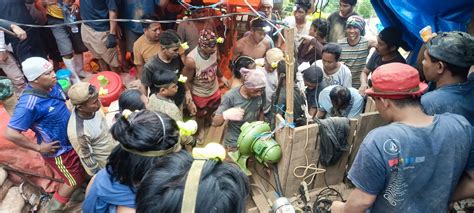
[284,28,295,125]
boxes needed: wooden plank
[275,114,293,196]
[313,119,357,188]
[364,97,377,113]
[284,28,295,124]
[282,123,319,197]
[347,112,388,171]
[203,123,226,146]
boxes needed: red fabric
[192,90,221,117]
[43,149,86,187]
[0,106,62,193]
[53,191,70,204]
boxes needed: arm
[331,188,377,213]
[315,109,326,119]
[75,135,101,175]
[232,40,243,61]
[0,19,27,40]
[212,114,225,127]
[359,68,370,95]
[452,171,474,201]
[109,10,120,38]
[368,37,377,49]
[4,127,59,154]
[182,57,197,114]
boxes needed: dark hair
[329,86,351,109]
[108,110,180,187]
[295,0,312,12]
[311,19,330,39]
[136,151,250,213]
[159,30,181,46]
[428,54,470,79]
[143,64,178,94]
[340,0,357,6]
[378,26,408,50]
[141,14,160,29]
[233,56,255,79]
[322,43,342,61]
[277,60,299,79]
[118,89,146,112]
[250,17,267,30]
[303,64,324,84]
[389,97,421,108]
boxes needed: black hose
[272,164,284,197]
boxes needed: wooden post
[284,28,295,125]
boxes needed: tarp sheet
[371,0,474,63]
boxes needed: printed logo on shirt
[388,156,425,168]
[48,107,55,112]
[383,139,400,155]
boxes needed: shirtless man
[232,17,271,61]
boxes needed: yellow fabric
[47,4,64,19]
[181,160,205,213]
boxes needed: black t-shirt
[142,56,185,106]
[366,51,406,73]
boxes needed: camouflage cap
[426,31,474,68]
[0,77,13,100]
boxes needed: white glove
[222,107,244,121]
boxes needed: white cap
[21,57,53,81]
[261,0,273,7]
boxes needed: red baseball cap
[365,63,428,99]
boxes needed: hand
[70,3,79,13]
[358,85,368,96]
[221,77,229,88]
[114,26,123,40]
[0,51,8,63]
[11,25,27,40]
[222,107,244,121]
[185,91,193,106]
[330,201,345,213]
[38,141,61,155]
[187,102,197,116]
[105,34,117,48]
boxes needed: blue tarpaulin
[371,0,474,64]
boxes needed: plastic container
[88,71,124,107]
[56,69,72,91]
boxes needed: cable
[292,118,326,186]
[252,162,279,193]
[272,164,284,197]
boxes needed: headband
[120,143,180,157]
[161,42,181,49]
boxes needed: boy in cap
[338,15,376,88]
[4,57,86,211]
[67,82,117,176]
[421,31,474,125]
[262,48,284,115]
[212,68,266,149]
[359,27,407,95]
[302,64,324,117]
[331,63,474,212]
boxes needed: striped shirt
[338,37,370,88]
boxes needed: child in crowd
[147,66,182,122]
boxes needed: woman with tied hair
[83,110,182,213]
[136,151,250,213]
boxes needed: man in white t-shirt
[314,43,352,89]
[281,2,312,47]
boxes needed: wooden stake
[284,28,295,125]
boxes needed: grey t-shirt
[348,113,474,212]
[215,87,264,147]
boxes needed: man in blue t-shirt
[4,57,86,211]
[316,85,364,119]
[332,63,474,212]
[421,31,474,125]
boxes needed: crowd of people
[0,0,474,212]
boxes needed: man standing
[212,68,266,149]
[133,14,162,79]
[142,30,185,106]
[4,57,86,211]
[314,43,352,88]
[327,0,358,43]
[281,2,312,48]
[359,27,407,95]
[233,18,272,61]
[183,29,227,131]
[67,82,117,176]
[421,31,474,125]
[177,8,215,54]
[332,63,474,212]
[338,15,376,88]
[80,0,121,72]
